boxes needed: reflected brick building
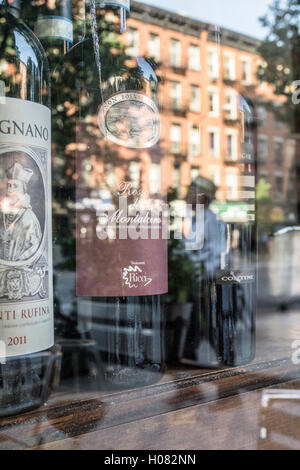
[116,1,297,222]
[67,0,297,224]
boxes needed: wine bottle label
[76,101,167,297]
[96,0,130,11]
[35,16,73,43]
[0,98,53,357]
[216,270,256,285]
[98,92,160,149]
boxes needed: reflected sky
[142,0,271,39]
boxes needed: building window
[244,131,254,157]
[173,164,181,188]
[224,91,237,119]
[170,81,182,110]
[257,105,267,126]
[241,59,252,84]
[227,135,233,158]
[208,165,221,186]
[127,28,139,56]
[275,173,283,199]
[208,89,219,117]
[170,39,181,68]
[149,33,160,61]
[171,124,182,154]
[188,44,201,71]
[190,85,201,113]
[150,163,161,195]
[274,103,283,127]
[189,125,201,158]
[258,136,268,162]
[226,132,238,160]
[274,139,283,165]
[226,168,239,200]
[224,54,236,80]
[207,50,219,80]
[208,129,220,157]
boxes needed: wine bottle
[180,96,256,367]
[0,0,56,416]
[52,0,167,390]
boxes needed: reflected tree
[258,0,300,220]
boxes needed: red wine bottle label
[98,92,160,149]
[0,98,53,357]
[35,16,74,43]
[96,0,130,11]
[76,94,167,297]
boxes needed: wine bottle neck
[85,0,130,33]
[40,0,73,22]
[86,0,130,11]
[34,0,74,47]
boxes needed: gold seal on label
[98,91,161,149]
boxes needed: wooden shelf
[1,310,300,450]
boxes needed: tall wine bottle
[0,0,56,416]
[52,0,167,389]
[176,95,256,368]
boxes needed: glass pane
[0,0,300,452]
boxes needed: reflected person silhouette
[183,176,227,367]
[166,172,256,368]
[181,174,256,367]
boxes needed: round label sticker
[98,92,161,149]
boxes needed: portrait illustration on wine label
[0,149,48,302]
[98,92,161,149]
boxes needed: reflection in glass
[46,0,300,391]
[52,3,166,390]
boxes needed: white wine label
[98,92,161,149]
[0,98,53,357]
[96,0,130,11]
[35,16,73,43]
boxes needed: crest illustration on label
[98,92,161,149]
